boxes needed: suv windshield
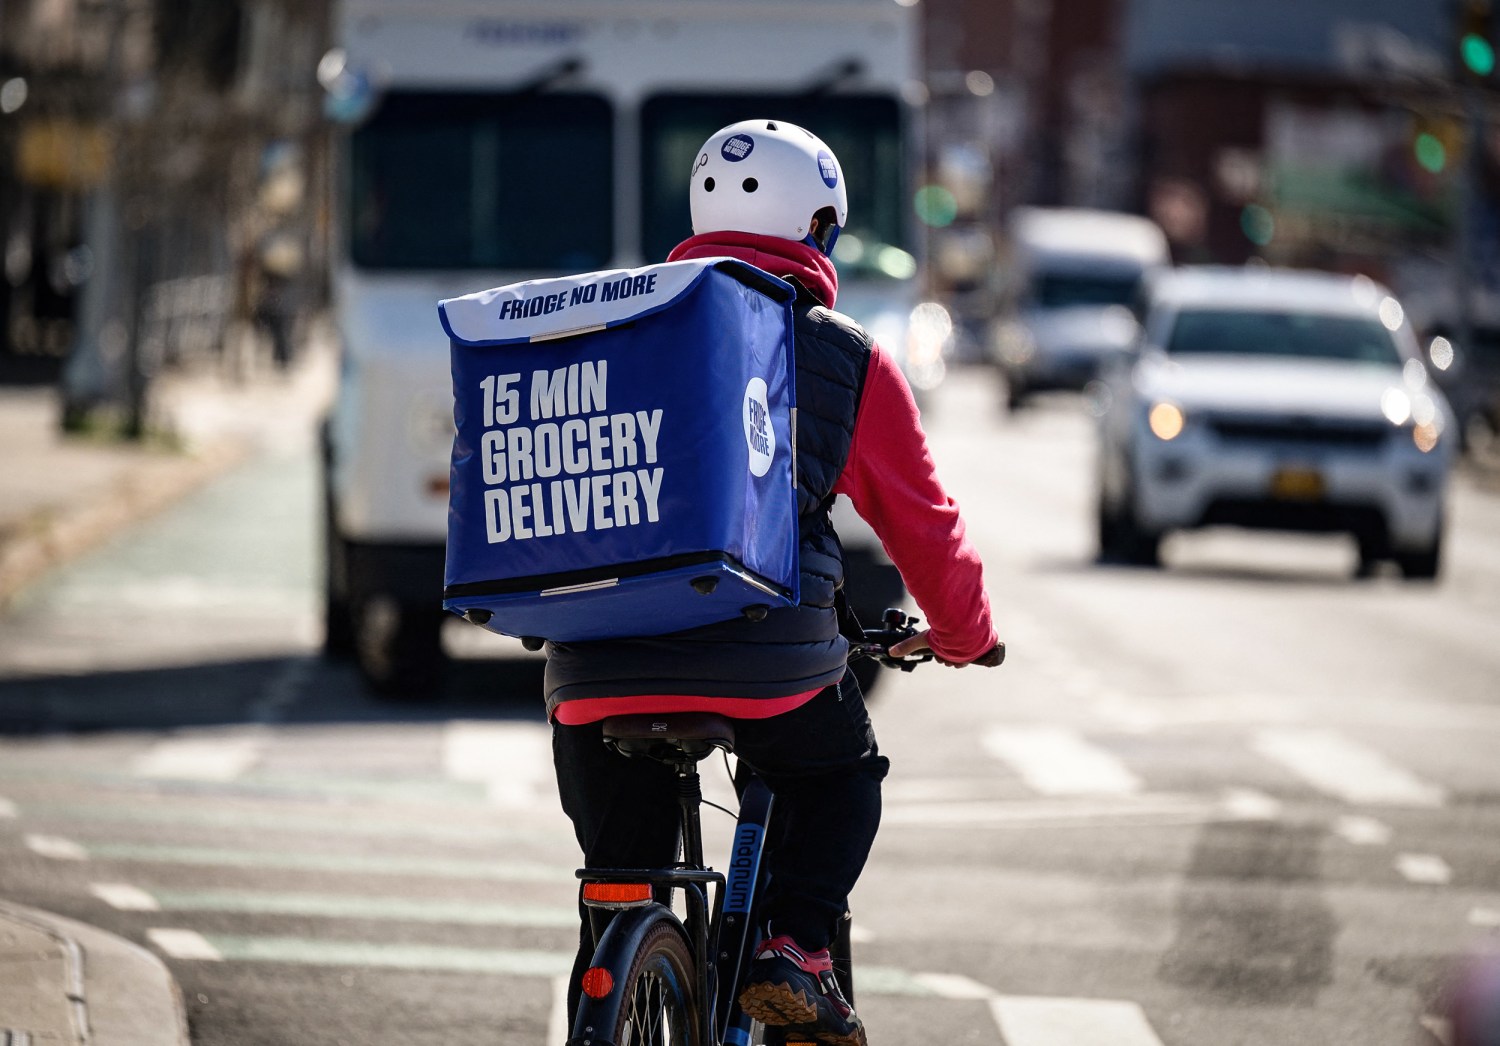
[640,94,907,275]
[348,92,612,271]
[1167,309,1403,365]
[1035,272,1140,309]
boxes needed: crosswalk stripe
[1470,908,1500,928]
[78,841,573,883]
[982,727,1142,796]
[0,796,16,818]
[94,885,576,926]
[444,721,553,808]
[1252,729,1445,807]
[989,995,1165,1046]
[134,737,262,781]
[882,794,1208,828]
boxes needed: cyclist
[547,119,1002,1046]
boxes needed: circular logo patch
[721,134,755,162]
[817,150,839,188]
[743,378,775,477]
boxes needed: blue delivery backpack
[438,257,800,643]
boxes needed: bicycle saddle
[601,713,737,764]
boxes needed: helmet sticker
[692,152,709,177]
[721,134,755,162]
[817,150,838,188]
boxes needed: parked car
[1094,267,1455,579]
[991,207,1169,410]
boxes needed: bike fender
[569,904,690,1046]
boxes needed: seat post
[676,763,707,869]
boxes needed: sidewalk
[0,334,335,1044]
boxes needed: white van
[321,0,922,692]
[992,207,1170,410]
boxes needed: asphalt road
[1,368,1498,1045]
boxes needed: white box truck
[322,0,923,692]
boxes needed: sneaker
[737,935,867,1046]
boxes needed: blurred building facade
[921,0,1492,331]
[0,0,329,427]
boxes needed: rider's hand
[888,630,1005,668]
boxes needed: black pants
[552,670,890,1014]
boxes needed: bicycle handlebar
[847,608,934,673]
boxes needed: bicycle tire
[604,919,700,1046]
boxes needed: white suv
[1094,267,1454,578]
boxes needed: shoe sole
[737,981,868,1046]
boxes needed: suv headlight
[1148,401,1186,441]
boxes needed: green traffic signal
[1415,133,1447,173]
[1462,31,1496,76]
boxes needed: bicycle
[565,609,948,1046]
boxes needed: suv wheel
[323,515,356,659]
[1395,527,1443,582]
[1097,478,1161,567]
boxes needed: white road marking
[25,834,88,860]
[548,974,571,1046]
[133,736,263,781]
[1221,788,1282,821]
[882,795,1208,828]
[912,972,996,1000]
[0,796,16,817]
[148,928,224,961]
[90,883,161,911]
[849,924,876,945]
[990,995,1166,1046]
[1252,729,1445,807]
[981,727,1142,796]
[1396,853,1453,886]
[444,721,553,807]
[1469,908,1500,928]
[1334,815,1394,846]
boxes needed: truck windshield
[1167,309,1404,365]
[640,94,907,274]
[348,92,612,271]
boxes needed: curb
[0,901,189,1046]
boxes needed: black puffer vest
[543,288,873,717]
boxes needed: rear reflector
[582,882,653,907]
[581,967,614,999]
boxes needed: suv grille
[1208,416,1390,449]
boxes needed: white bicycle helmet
[689,120,848,255]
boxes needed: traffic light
[1459,0,1496,79]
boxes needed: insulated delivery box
[438,258,800,643]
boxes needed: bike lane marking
[91,883,576,926]
[1251,729,1446,807]
[147,931,576,975]
[39,839,574,882]
[981,726,1142,796]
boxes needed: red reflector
[582,882,653,905]
[581,967,614,999]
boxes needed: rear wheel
[610,921,700,1046]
